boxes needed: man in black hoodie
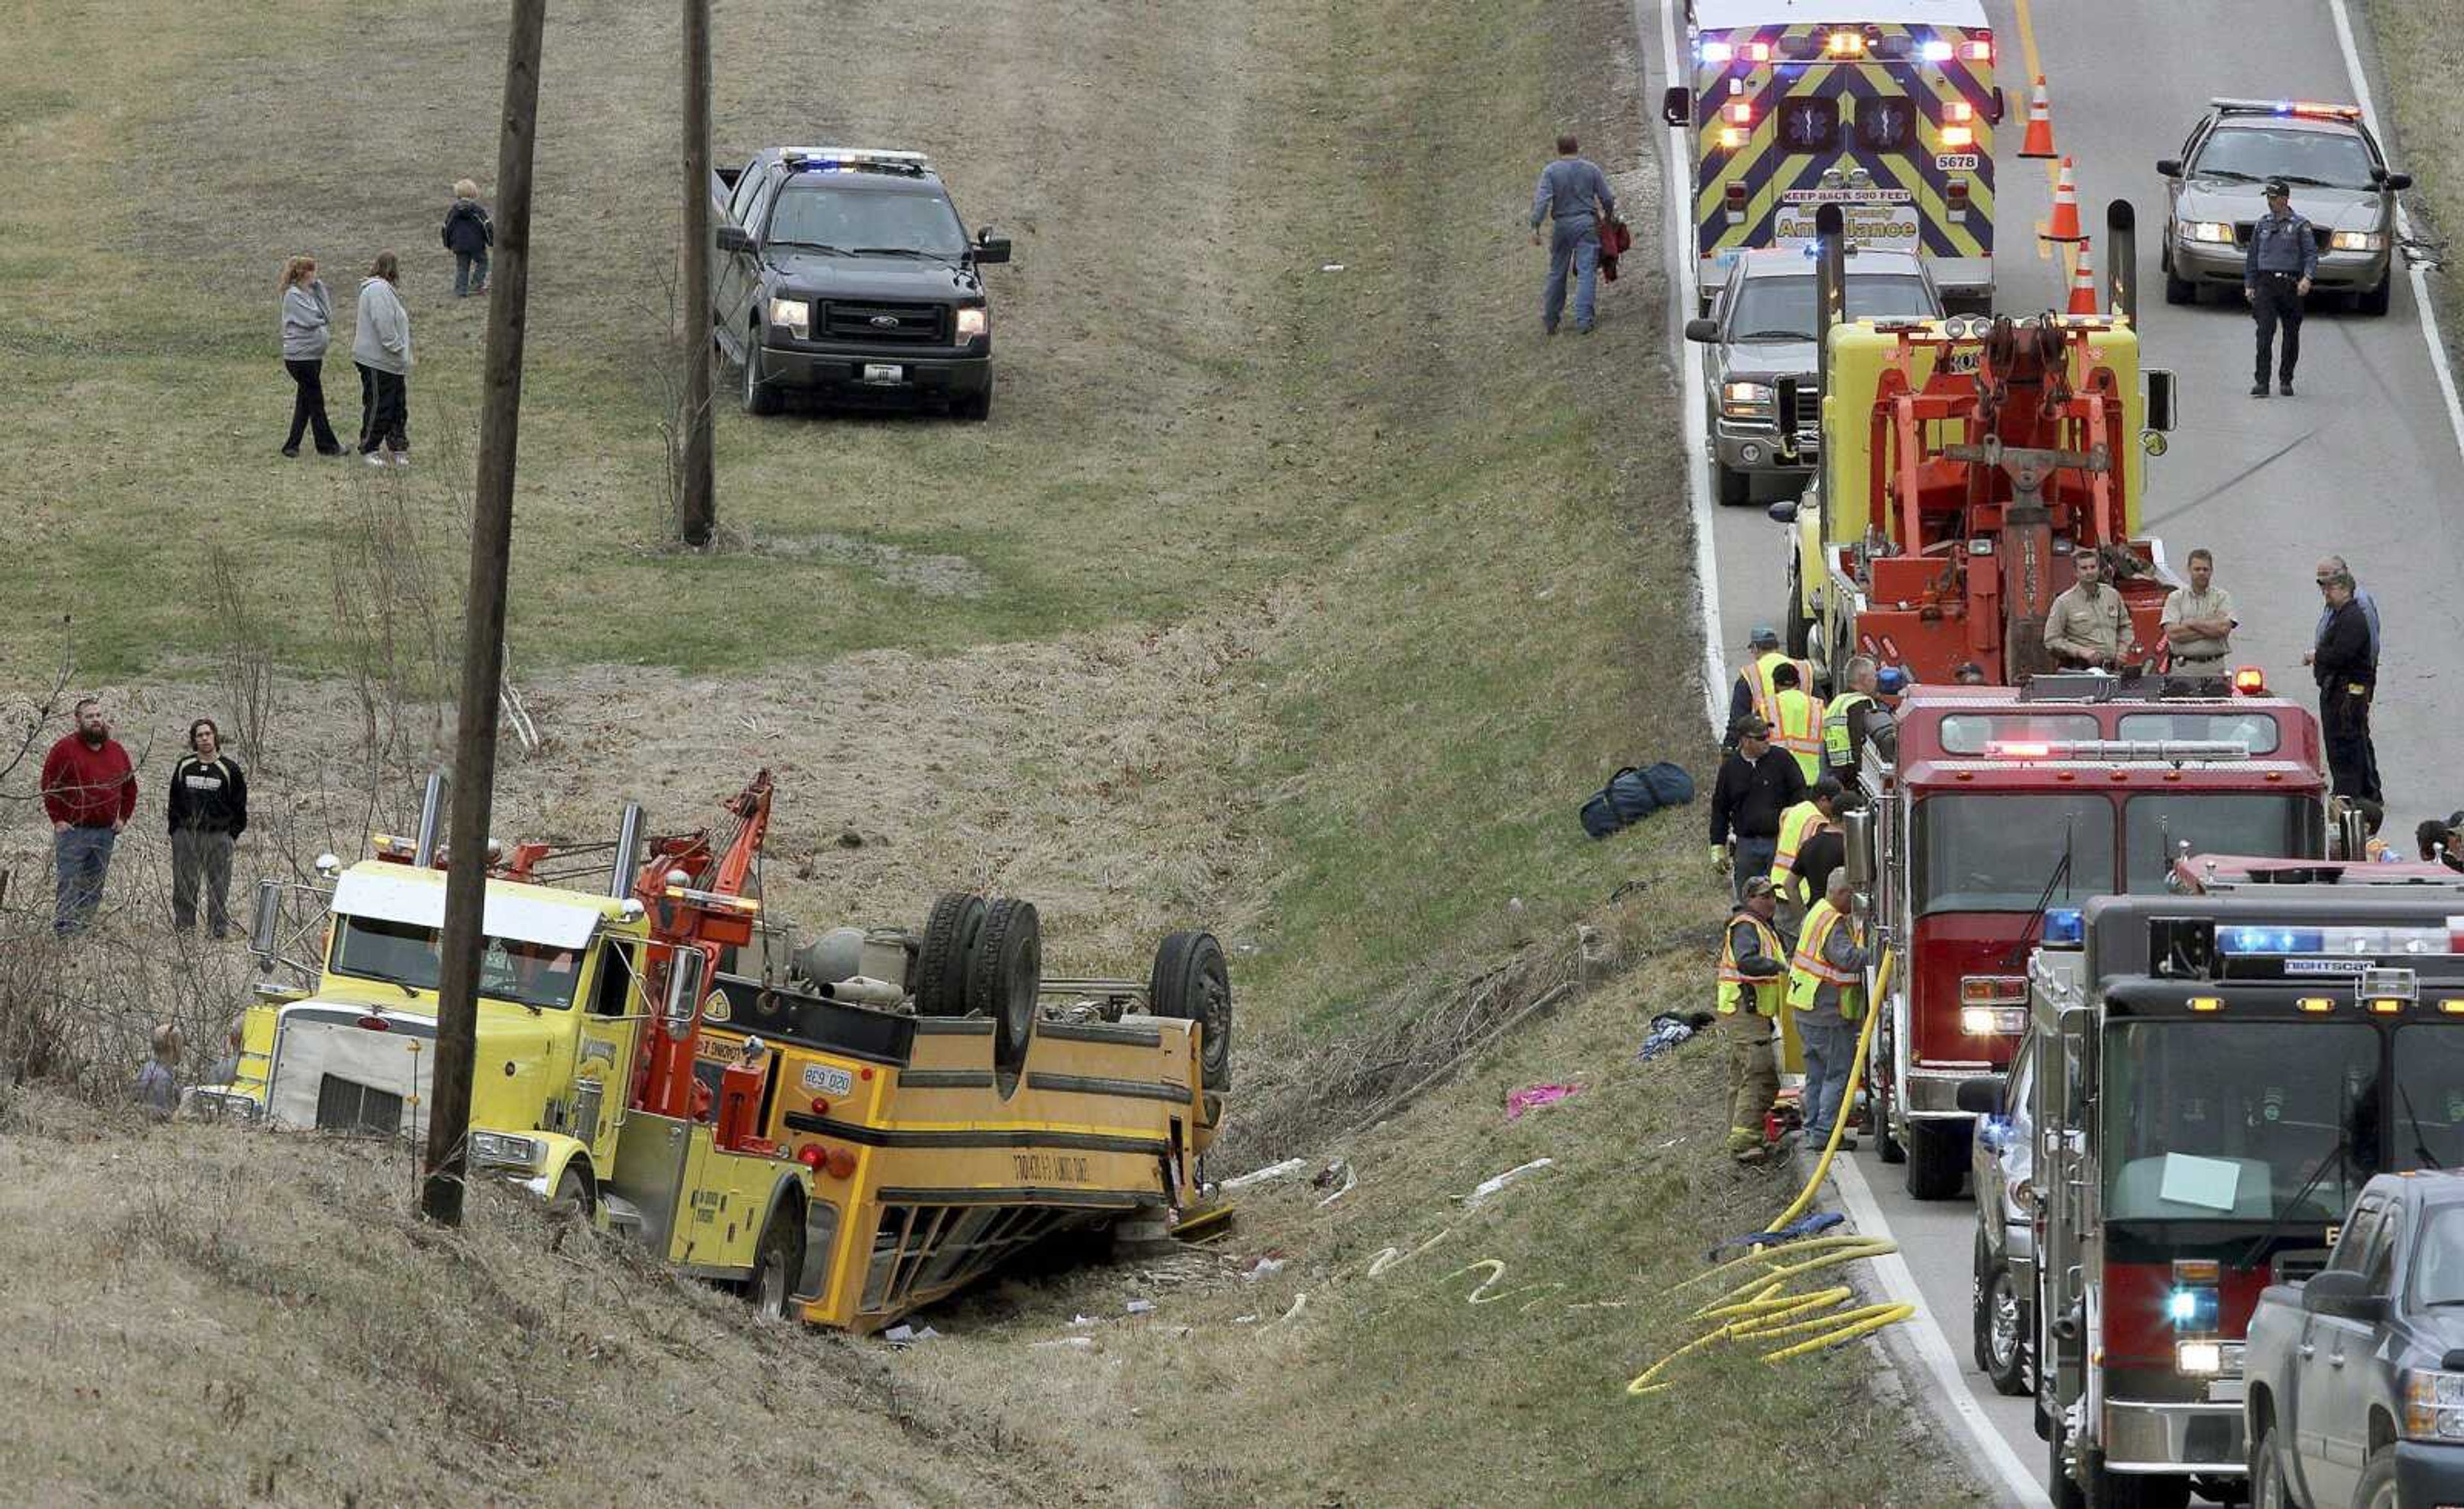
[1709,715,1806,903]
[168,718,248,937]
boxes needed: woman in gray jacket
[278,255,343,456]
[354,251,415,466]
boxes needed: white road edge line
[1639,3,2046,1503]
[1830,1153,2053,1508]
[2329,0,2464,471]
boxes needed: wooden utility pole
[678,0,716,546]
[424,0,549,1227]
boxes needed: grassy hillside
[0,0,1977,1501]
[2369,1,2464,371]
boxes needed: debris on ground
[1031,1336,1097,1351]
[1311,1157,1356,1207]
[1125,1298,1156,1315]
[1462,1157,1554,1209]
[1638,1010,1716,1061]
[881,1322,941,1347]
[1221,1156,1308,1191]
[1705,1210,1845,1261]
[1243,1256,1288,1281]
[1505,1082,1582,1121]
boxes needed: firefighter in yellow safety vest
[1822,655,1883,788]
[1718,876,1789,1163]
[1786,871,1869,1150]
[1725,629,1817,749]
[1768,778,1844,925]
[1767,661,1824,783]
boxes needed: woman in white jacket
[278,255,343,456]
[353,251,415,466]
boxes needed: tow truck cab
[2021,886,2464,1506]
[1856,677,2328,1200]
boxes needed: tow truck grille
[821,301,947,343]
[314,1075,403,1137]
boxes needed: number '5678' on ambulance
[1663,1,2001,312]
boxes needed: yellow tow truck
[202,772,1229,1329]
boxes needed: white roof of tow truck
[1692,0,1990,30]
[332,863,616,951]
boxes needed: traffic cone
[2019,76,2056,160]
[2042,157,2084,242]
[2067,238,2100,316]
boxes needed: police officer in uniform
[2245,178,2316,398]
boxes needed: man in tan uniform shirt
[2160,547,2237,673]
[2043,547,2138,669]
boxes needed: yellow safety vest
[1786,899,1865,1019]
[1768,799,1835,903]
[1823,691,1874,767]
[1743,650,1817,725]
[1718,911,1786,1018]
[1771,686,1824,781]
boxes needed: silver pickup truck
[2245,1171,2464,1509]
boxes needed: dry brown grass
[2368,1,2464,370]
[0,1088,1109,1508]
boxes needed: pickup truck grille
[821,300,948,343]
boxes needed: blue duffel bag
[1579,762,1697,839]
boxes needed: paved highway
[1641,0,2464,1503]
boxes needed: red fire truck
[1988,878,2464,1507]
[1845,672,2333,1198]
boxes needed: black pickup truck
[710,148,1011,420]
[2246,1170,2464,1509]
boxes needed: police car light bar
[783,148,931,173]
[2208,97,2362,121]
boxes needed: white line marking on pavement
[1639,4,2048,1501]
[2329,0,2464,472]
[1830,1152,2053,1508]
[1651,0,1729,740]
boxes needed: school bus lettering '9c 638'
[198,771,1235,1335]
[1665,0,1999,311]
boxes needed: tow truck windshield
[1727,274,1938,341]
[330,916,584,1010]
[768,185,967,259]
[1916,792,2315,913]
[2196,126,2378,192]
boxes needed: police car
[710,148,1012,419]
[1683,245,1943,505]
[2157,98,2411,316]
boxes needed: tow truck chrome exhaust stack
[412,771,449,867]
[1815,203,1845,416]
[609,801,645,898]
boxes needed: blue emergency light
[2220,926,2322,955]
[2043,908,2085,948]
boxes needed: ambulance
[1663,1,2001,310]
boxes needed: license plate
[800,1062,855,1098]
[861,362,903,386]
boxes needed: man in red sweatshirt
[40,697,138,935]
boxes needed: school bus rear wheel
[1151,930,1233,1092]
[916,891,988,1016]
[973,898,1043,1075]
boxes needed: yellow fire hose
[1625,950,1917,1397]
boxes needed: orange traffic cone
[2042,157,2084,242]
[2067,238,2100,316]
[2019,76,2056,160]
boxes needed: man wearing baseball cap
[1716,874,1790,1164]
[1709,712,1806,903]
[2245,178,2316,398]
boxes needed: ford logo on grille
[869,314,902,328]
